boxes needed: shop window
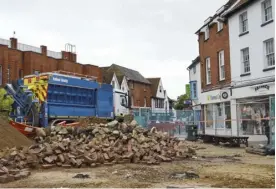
[225,102,231,129]
[238,98,269,135]
[206,104,214,128]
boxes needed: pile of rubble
[0,120,196,183]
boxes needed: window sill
[219,78,225,82]
[204,38,209,42]
[239,31,249,37]
[261,19,274,27]
[263,66,275,72]
[240,73,251,77]
[217,29,223,33]
[206,83,211,86]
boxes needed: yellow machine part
[23,75,49,102]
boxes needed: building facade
[223,0,275,140]
[0,37,102,86]
[195,0,235,135]
[102,64,152,108]
[147,78,170,112]
[187,56,201,111]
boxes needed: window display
[239,98,269,135]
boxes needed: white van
[113,88,129,117]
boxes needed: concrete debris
[73,173,90,179]
[0,118,195,183]
[170,171,199,179]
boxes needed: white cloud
[0,0,228,99]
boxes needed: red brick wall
[198,22,231,92]
[128,81,151,107]
[0,41,103,86]
[83,64,103,83]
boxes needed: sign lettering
[207,94,220,101]
[53,77,68,83]
[255,85,270,91]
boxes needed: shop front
[231,81,275,143]
[200,88,232,136]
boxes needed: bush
[0,88,14,112]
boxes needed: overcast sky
[0,0,227,99]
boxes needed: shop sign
[255,84,270,92]
[221,91,229,99]
[207,94,220,101]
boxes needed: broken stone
[130,120,138,127]
[58,154,65,163]
[107,120,118,127]
[62,164,72,168]
[36,128,46,137]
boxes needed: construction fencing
[131,96,275,144]
[131,108,202,138]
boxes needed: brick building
[195,0,236,135]
[102,64,152,108]
[0,37,102,86]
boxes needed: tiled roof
[224,0,258,17]
[147,78,161,97]
[195,0,238,33]
[187,56,200,70]
[107,64,151,84]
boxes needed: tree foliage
[0,88,14,112]
[174,94,189,110]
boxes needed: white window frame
[239,12,248,34]
[205,26,209,40]
[218,50,225,81]
[193,66,196,74]
[144,97,147,107]
[0,65,2,86]
[262,0,273,23]
[241,47,250,74]
[217,21,223,32]
[205,57,211,84]
[264,38,275,67]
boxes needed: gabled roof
[147,78,161,97]
[107,64,151,84]
[117,75,124,85]
[187,56,200,70]
[102,70,114,84]
[223,0,258,17]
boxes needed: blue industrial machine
[5,71,128,127]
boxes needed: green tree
[0,88,14,112]
[174,94,189,110]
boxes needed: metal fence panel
[132,108,201,138]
